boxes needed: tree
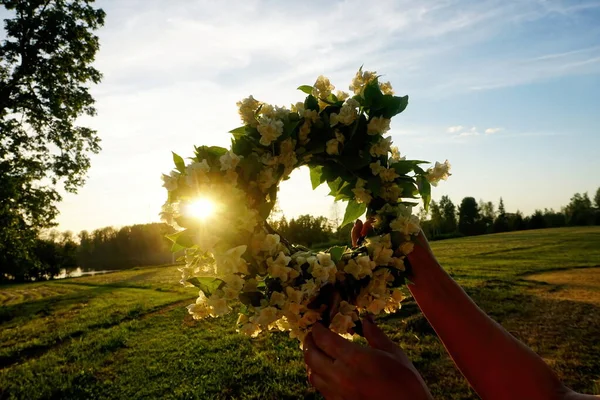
[594,187,600,209]
[528,210,546,230]
[479,200,495,233]
[493,197,509,233]
[439,195,457,233]
[458,197,480,236]
[498,198,506,215]
[428,200,442,237]
[0,1,104,281]
[565,192,594,226]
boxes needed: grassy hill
[1,227,600,399]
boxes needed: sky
[41,0,600,233]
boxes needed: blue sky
[50,0,600,233]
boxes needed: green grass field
[1,227,600,399]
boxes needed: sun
[187,198,217,220]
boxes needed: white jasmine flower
[255,306,280,327]
[261,234,281,254]
[390,215,421,236]
[207,295,230,317]
[370,136,393,157]
[366,298,387,315]
[270,291,286,308]
[219,151,241,171]
[285,286,304,304]
[379,167,400,183]
[239,322,261,337]
[185,160,210,187]
[330,312,355,335]
[426,160,452,186]
[257,117,284,146]
[330,99,358,127]
[299,310,321,328]
[237,95,260,126]
[370,160,384,176]
[389,146,405,164]
[257,167,277,192]
[267,252,292,282]
[336,90,350,101]
[367,117,391,135]
[215,245,249,275]
[379,81,394,95]
[326,138,340,155]
[349,68,377,95]
[381,184,402,202]
[161,171,179,191]
[390,257,406,271]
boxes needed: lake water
[53,267,113,279]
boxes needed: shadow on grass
[0,297,193,370]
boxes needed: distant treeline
[3,188,598,283]
[421,189,600,240]
[1,223,175,283]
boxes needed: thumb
[363,317,411,363]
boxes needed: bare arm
[407,233,597,400]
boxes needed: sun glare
[187,198,217,220]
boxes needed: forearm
[407,257,567,400]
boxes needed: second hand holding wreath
[161,68,451,344]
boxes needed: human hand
[303,318,433,400]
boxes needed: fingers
[351,220,363,247]
[311,323,364,367]
[305,331,358,399]
[310,373,344,400]
[304,332,334,376]
[362,317,397,353]
[360,218,373,237]
[363,317,411,364]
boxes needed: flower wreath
[161,68,450,344]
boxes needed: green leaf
[231,136,255,157]
[416,176,432,211]
[363,79,383,108]
[329,246,347,263]
[379,95,409,118]
[297,85,314,95]
[309,165,324,190]
[280,120,300,141]
[334,180,356,201]
[187,277,225,297]
[304,94,319,111]
[392,160,429,176]
[166,229,197,252]
[229,126,247,138]
[195,145,228,161]
[172,152,185,173]
[327,177,344,196]
[340,200,367,228]
[366,177,382,197]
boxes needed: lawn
[1,227,600,399]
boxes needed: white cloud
[458,127,480,137]
[485,127,502,134]
[447,125,464,133]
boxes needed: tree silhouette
[0,0,105,281]
[458,197,480,236]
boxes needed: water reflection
[54,267,112,279]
